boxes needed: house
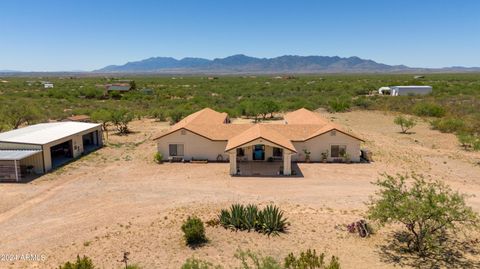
[105,83,132,92]
[154,108,364,176]
[41,81,54,88]
[63,115,91,122]
[379,86,432,96]
[0,122,103,182]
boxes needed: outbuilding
[378,86,432,96]
[0,122,103,182]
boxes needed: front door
[252,145,265,160]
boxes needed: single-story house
[154,108,364,176]
[63,115,91,122]
[0,122,103,182]
[105,83,132,92]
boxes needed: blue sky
[1,0,479,71]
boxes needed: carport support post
[229,152,237,175]
[283,152,291,176]
[14,159,19,182]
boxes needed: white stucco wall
[292,130,361,162]
[156,129,228,161]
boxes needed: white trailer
[390,86,432,96]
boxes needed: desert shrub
[181,257,221,269]
[126,265,142,269]
[393,115,416,133]
[284,249,341,269]
[327,97,351,112]
[235,249,282,269]
[181,216,207,246]
[413,103,445,117]
[352,96,373,109]
[457,133,479,151]
[367,173,479,256]
[153,152,163,163]
[58,255,95,269]
[431,118,465,133]
[219,204,288,236]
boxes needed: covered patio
[225,125,297,176]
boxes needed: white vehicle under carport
[0,122,103,182]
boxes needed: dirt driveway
[0,111,479,269]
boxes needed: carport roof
[0,150,42,160]
[0,122,101,145]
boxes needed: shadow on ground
[377,231,480,269]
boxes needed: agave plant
[229,204,245,230]
[219,209,232,228]
[257,205,288,236]
[242,204,259,231]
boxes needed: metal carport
[0,150,43,182]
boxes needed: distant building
[40,81,54,88]
[105,83,132,92]
[64,115,91,122]
[44,83,54,88]
[379,86,432,96]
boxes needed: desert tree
[394,115,416,133]
[110,109,134,135]
[91,109,113,140]
[2,101,41,129]
[367,173,479,256]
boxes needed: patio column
[283,151,291,176]
[229,151,237,175]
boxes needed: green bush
[367,173,479,256]
[413,103,446,117]
[352,96,373,109]
[219,204,288,236]
[393,115,416,133]
[431,118,465,133]
[126,265,142,269]
[181,216,207,246]
[457,133,479,151]
[58,255,95,269]
[235,249,282,269]
[153,152,163,163]
[328,98,351,112]
[181,257,221,269]
[284,249,341,269]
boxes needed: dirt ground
[0,110,479,269]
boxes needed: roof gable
[226,124,297,152]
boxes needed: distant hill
[95,54,407,73]
[94,54,480,74]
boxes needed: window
[169,144,184,156]
[273,147,283,157]
[331,145,346,157]
[181,130,186,135]
[236,148,245,157]
[330,130,336,136]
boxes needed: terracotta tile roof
[226,124,297,152]
[153,108,230,140]
[283,108,330,125]
[153,108,364,146]
[65,115,91,122]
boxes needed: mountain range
[95,54,480,74]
